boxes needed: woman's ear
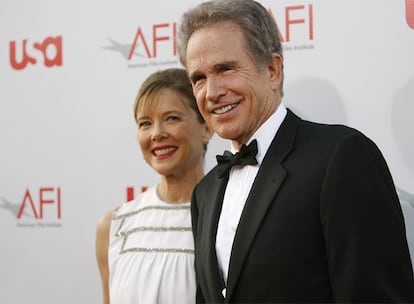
[202,123,214,144]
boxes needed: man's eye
[192,75,204,85]
[220,66,233,72]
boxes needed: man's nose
[205,76,225,103]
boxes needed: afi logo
[126,186,148,201]
[269,4,314,43]
[17,187,62,219]
[128,23,176,60]
[407,0,414,29]
[9,35,63,70]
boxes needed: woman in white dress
[95,68,213,304]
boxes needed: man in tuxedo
[177,0,414,302]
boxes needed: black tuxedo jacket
[191,109,414,303]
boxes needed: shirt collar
[230,103,287,165]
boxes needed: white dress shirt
[215,104,287,289]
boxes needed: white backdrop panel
[0,0,413,303]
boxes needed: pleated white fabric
[108,186,196,304]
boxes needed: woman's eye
[168,116,180,121]
[138,121,151,128]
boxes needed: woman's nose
[151,123,167,141]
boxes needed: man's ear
[268,53,283,91]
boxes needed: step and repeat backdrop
[1,0,413,303]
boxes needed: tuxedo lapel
[225,109,301,301]
[199,171,228,301]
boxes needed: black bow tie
[216,139,258,178]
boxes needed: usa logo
[407,0,414,29]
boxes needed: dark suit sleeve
[320,132,414,302]
[191,188,207,304]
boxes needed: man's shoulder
[198,166,220,187]
[287,108,359,134]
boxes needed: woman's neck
[157,168,204,203]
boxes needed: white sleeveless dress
[108,186,196,304]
